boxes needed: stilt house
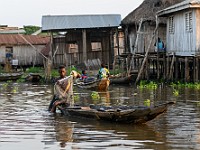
[157,0,200,82]
[121,0,184,54]
[41,14,121,68]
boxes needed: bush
[26,67,44,73]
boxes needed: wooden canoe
[58,102,175,124]
[75,78,110,91]
[110,75,133,85]
[0,72,23,81]
[25,73,42,82]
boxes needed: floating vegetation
[17,77,25,83]
[74,94,80,102]
[139,81,158,90]
[173,89,179,96]
[2,83,8,88]
[91,91,100,100]
[7,80,12,83]
[144,99,151,107]
[12,86,19,93]
[170,82,200,90]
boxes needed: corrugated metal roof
[158,0,200,16]
[0,29,26,34]
[42,14,121,31]
[0,34,50,46]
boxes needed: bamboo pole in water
[135,16,159,84]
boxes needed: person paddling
[97,63,110,79]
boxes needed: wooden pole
[157,53,160,79]
[82,29,87,62]
[175,57,179,81]
[18,34,49,60]
[116,28,120,55]
[135,17,159,84]
[195,57,199,82]
[185,57,190,82]
[128,19,144,76]
[169,53,175,81]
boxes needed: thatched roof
[121,0,184,25]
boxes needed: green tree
[23,25,40,35]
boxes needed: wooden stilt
[185,57,189,82]
[169,53,175,81]
[166,53,169,80]
[175,57,179,81]
[157,53,160,79]
[163,53,166,80]
[196,57,199,82]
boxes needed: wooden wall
[166,9,196,55]
[0,45,44,66]
[196,9,200,52]
[52,28,115,68]
[127,22,166,54]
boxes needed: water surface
[0,83,200,150]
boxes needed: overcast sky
[0,0,142,28]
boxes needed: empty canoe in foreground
[58,102,175,124]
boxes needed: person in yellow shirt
[98,63,110,79]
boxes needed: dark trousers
[48,95,58,111]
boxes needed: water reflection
[45,114,167,149]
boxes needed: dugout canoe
[0,72,23,81]
[110,75,133,85]
[59,102,175,124]
[74,78,110,91]
[25,73,42,82]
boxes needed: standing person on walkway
[154,37,165,52]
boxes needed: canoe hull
[75,78,110,91]
[59,102,174,124]
[110,76,131,84]
[0,72,23,81]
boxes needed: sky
[0,0,143,28]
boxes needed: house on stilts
[157,0,200,82]
[121,0,183,54]
[41,14,121,70]
[120,0,187,82]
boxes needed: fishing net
[54,76,74,105]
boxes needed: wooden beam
[82,29,87,62]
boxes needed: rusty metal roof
[0,34,50,46]
[42,14,121,31]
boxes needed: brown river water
[0,82,200,150]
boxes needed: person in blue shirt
[97,63,110,79]
[155,37,165,52]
